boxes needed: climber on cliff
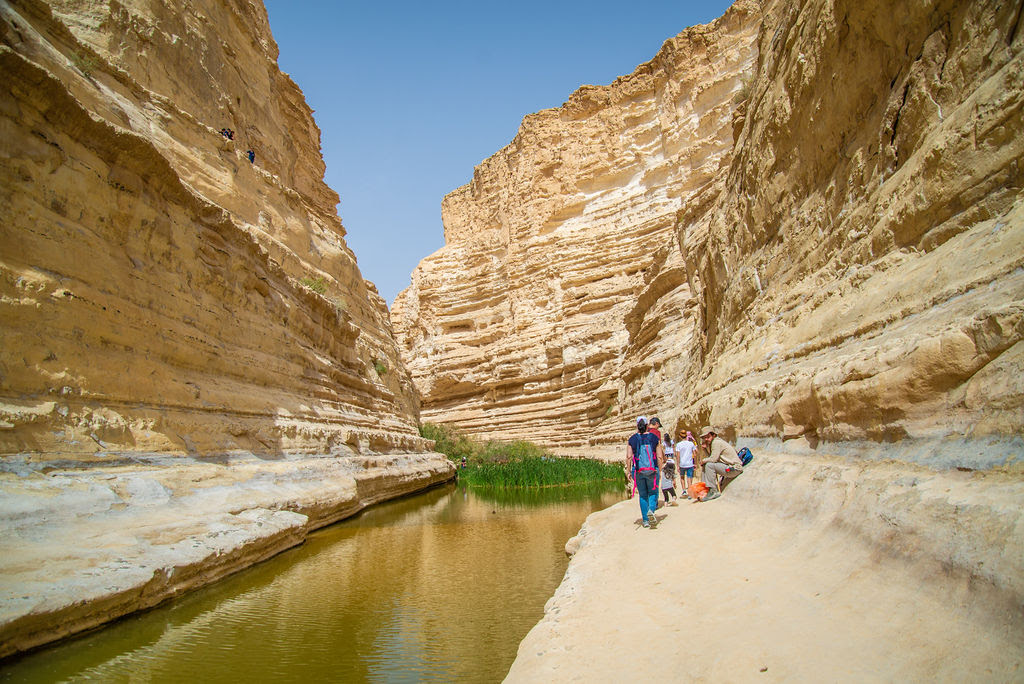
[698,426,743,502]
[627,416,664,527]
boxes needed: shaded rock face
[1,0,423,458]
[394,0,1024,464]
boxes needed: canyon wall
[393,0,1024,466]
[0,0,453,657]
[393,1,762,450]
[1,0,426,459]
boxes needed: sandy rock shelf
[506,454,1024,682]
[0,452,455,659]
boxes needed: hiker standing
[675,431,697,497]
[627,416,664,527]
[698,426,743,502]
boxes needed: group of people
[219,127,256,164]
[626,416,744,528]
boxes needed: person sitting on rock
[698,426,743,501]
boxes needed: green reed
[420,422,621,488]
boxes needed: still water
[2,483,618,683]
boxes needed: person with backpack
[627,416,664,527]
[660,433,679,505]
[698,426,743,502]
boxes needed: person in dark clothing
[246,149,255,163]
[627,416,665,528]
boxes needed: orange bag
[687,482,709,501]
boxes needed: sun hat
[699,426,715,437]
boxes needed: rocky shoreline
[0,452,455,660]
[506,452,1024,681]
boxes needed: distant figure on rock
[220,128,234,140]
[247,149,255,164]
[627,416,664,528]
[675,431,697,497]
[698,426,743,502]
[660,434,679,506]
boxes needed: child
[675,431,697,497]
[661,433,679,505]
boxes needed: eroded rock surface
[393,0,1024,465]
[0,0,454,657]
[1,0,422,458]
[393,1,762,449]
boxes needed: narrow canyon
[1,0,1022,673]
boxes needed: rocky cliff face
[393,0,1024,465]
[1,0,424,457]
[0,0,453,656]
[393,1,762,449]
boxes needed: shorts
[682,467,694,477]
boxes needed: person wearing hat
[648,416,663,441]
[698,426,743,501]
[627,416,665,527]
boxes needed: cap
[636,416,648,425]
[650,417,662,426]
[699,426,715,437]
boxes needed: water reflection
[2,482,618,683]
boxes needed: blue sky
[263,1,735,305]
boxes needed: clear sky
[263,1,736,306]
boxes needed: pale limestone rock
[0,0,456,656]
[393,1,763,450]
[394,0,1024,468]
[1,0,423,459]
[0,453,455,659]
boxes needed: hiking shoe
[704,491,721,502]
[642,519,650,528]
[647,514,658,528]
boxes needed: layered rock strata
[393,0,1024,466]
[0,0,454,656]
[393,1,762,448]
[1,0,424,458]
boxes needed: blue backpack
[634,434,658,472]
[737,447,753,466]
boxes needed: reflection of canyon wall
[1,0,425,457]
[394,0,1024,464]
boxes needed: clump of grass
[420,422,620,488]
[71,51,98,77]
[299,275,327,294]
[373,359,388,376]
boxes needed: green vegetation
[71,52,98,77]
[373,359,388,376]
[420,422,621,488]
[299,275,327,294]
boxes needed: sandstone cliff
[393,1,762,449]
[0,0,453,657]
[1,0,424,459]
[393,0,1024,466]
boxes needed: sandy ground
[505,462,1024,683]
